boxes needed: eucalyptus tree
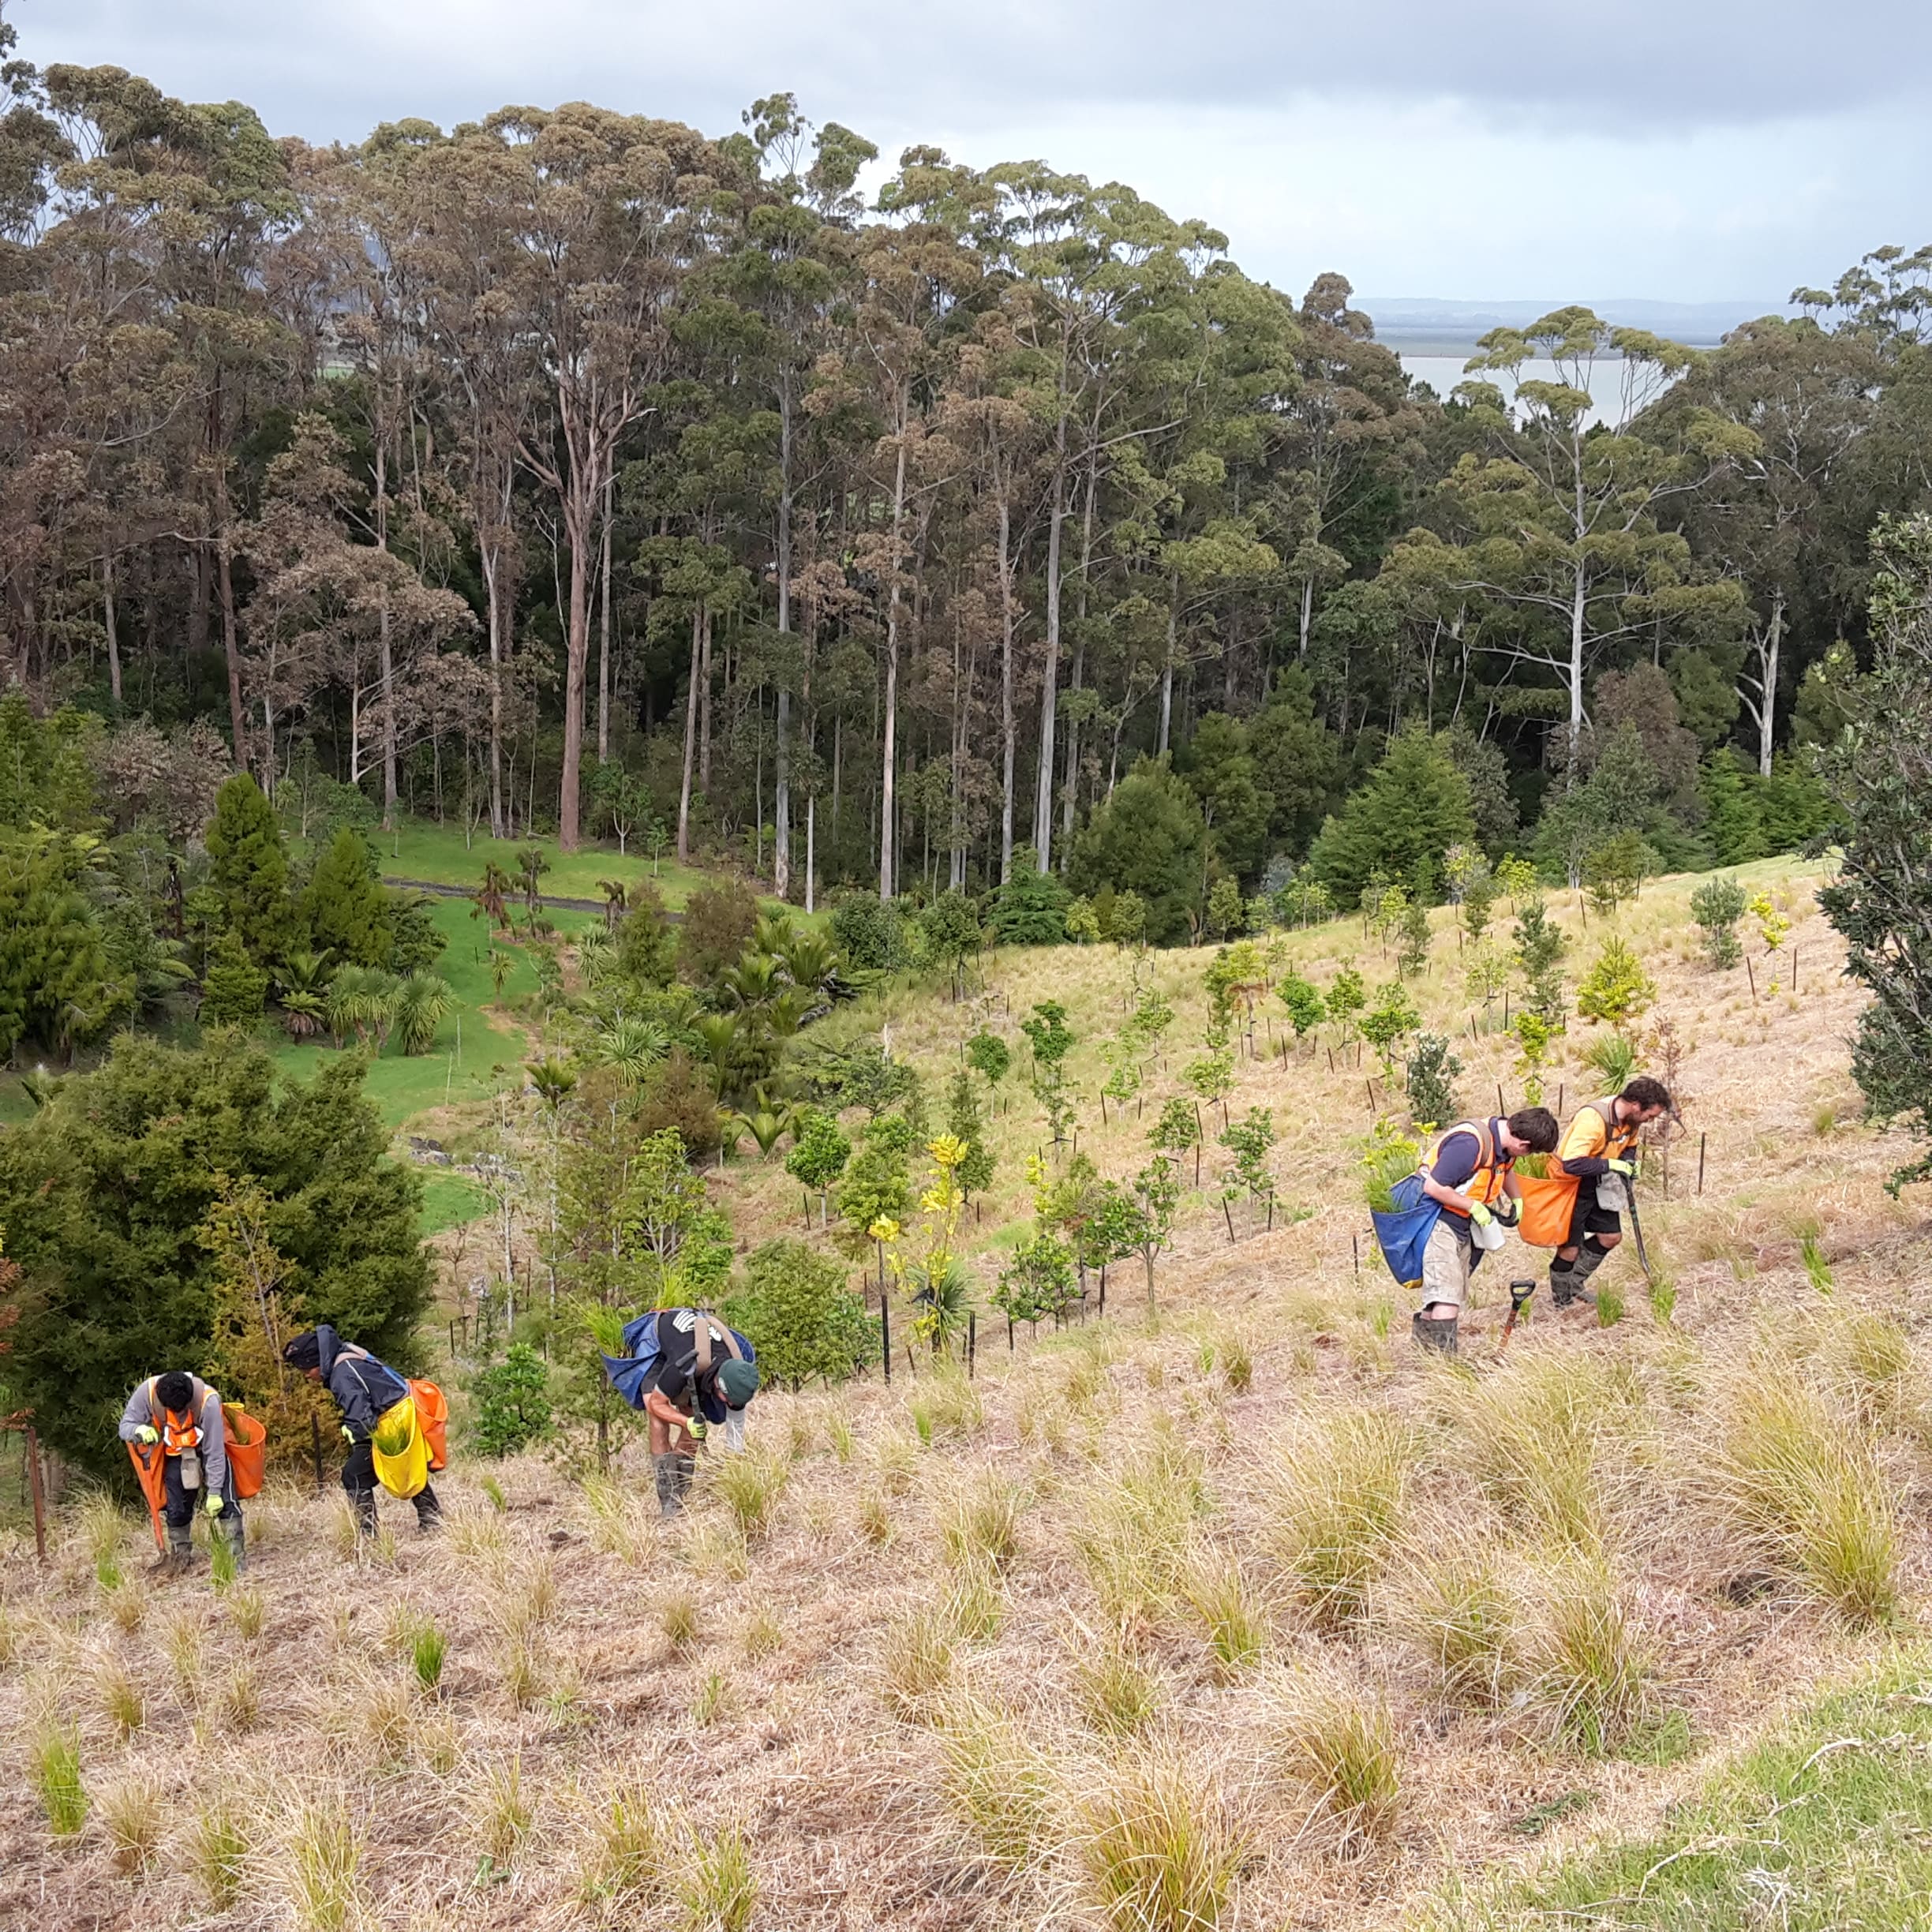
[479,104,727,850]
[1394,306,1747,756]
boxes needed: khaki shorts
[1420,1219,1474,1309]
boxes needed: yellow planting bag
[369,1395,429,1500]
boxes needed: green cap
[717,1358,760,1410]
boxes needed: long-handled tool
[1496,1278,1537,1353]
[1625,1176,1655,1284]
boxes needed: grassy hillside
[9,855,1932,1930]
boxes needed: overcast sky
[17,0,1930,307]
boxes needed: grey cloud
[22,0,1932,146]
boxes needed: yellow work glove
[1469,1201,1494,1227]
[340,1424,357,1444]
[134,1424,159,1445]
[204,1492,225,1518]
[1606,1159,1636,1177]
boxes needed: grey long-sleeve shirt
[118,1376,229,1493]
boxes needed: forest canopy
[1,19,1928,927]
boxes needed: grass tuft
[95,1649,144,1736]
[281,1795,361,1932]
[1522,1553,1656,1754]
[481,1751,533,1870]
[97,1768,163,1874]
[1075,1638,1166,1736]
[1080,1754,1247,1932]
[580,1777,668,1905]
[1182,1551,1269,1677]
[1706,1376,1899,1624]
[412,1619,448,1690]
[186,1801,249,1908]
[660,1589,701,1650]
[882,1603,959,1719]
[30,1719,86,1835]
[227,1583,265,1640]
[1391,1535,1517,1709]
[937,1692,1061,1869]
[1270,1674,1402,1854]
[939,1470,1026,1571]
[710,1450,790,1541]
[678,1824,758,1932]
[1261,1408,1410,1628]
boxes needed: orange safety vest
[1559,1098,1642,1166]
[1423,1118,1511,1217]
[140,1377,204,1457]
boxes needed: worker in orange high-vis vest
[118,1371,245,1572]
[1548,1076,1673,1309]
[1412,1106,1559,1356]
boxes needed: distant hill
[1359,294,1796,353]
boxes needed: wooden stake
[24,1424,47,1565]
[1745,955,1758,1002]
[1352,1232,1361,1283]
[882,1297,892,1384]
[1497,1081,1507,1114]
[310,1412,326,1496]
[968,1310,976,1380]
[1365,1079,1376,1114]
[1697,1132,1706,1196]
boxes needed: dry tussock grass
[9,861,1932,1930]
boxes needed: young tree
[1690,878,1748,968]
[303,827,393,968]
[784,1107,852,1227]
[1307,728,1474,908]
[722,1239,874,1389]
[1820,511,1932,1186]
[205,773,299,964]
[1021,1000,1078,1148]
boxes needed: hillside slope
[6,860,1930,1932]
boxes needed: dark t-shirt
[1428,1119,1502,1193]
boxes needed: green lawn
[266,892,590,1133]
[417,1168,492,1236]
[345,816,739,909]
[1423,1649,1932,1930]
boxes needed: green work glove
[134,1424,159,1445]
[687,1414,708,1442]
[340,1424,357,1445]
[1469,1200,1494,1227]
[1606,1159,1636,1177]
[204,1492,225,1518]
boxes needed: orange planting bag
[409,1378,448,1473]
[1515,1171,1580,1249]
[222,1403,268,1499]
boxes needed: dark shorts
[1567,1178,1623,1245]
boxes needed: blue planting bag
[1370,1172,1443,1287]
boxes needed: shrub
[987,849,1073,945]
[200,927,270,1025]
[723,1239,874,1388]
[633,1046,723,1158]
[0,1035,429,1477]
[677,878,762,983]
[207,771,301,963]
[828,893,916,972]
[301,826,391,968]
[1308,726,1475,909]
[1404,1033,1462,1129]
[468,1342,552,1456]
[1069,765,1208,945]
